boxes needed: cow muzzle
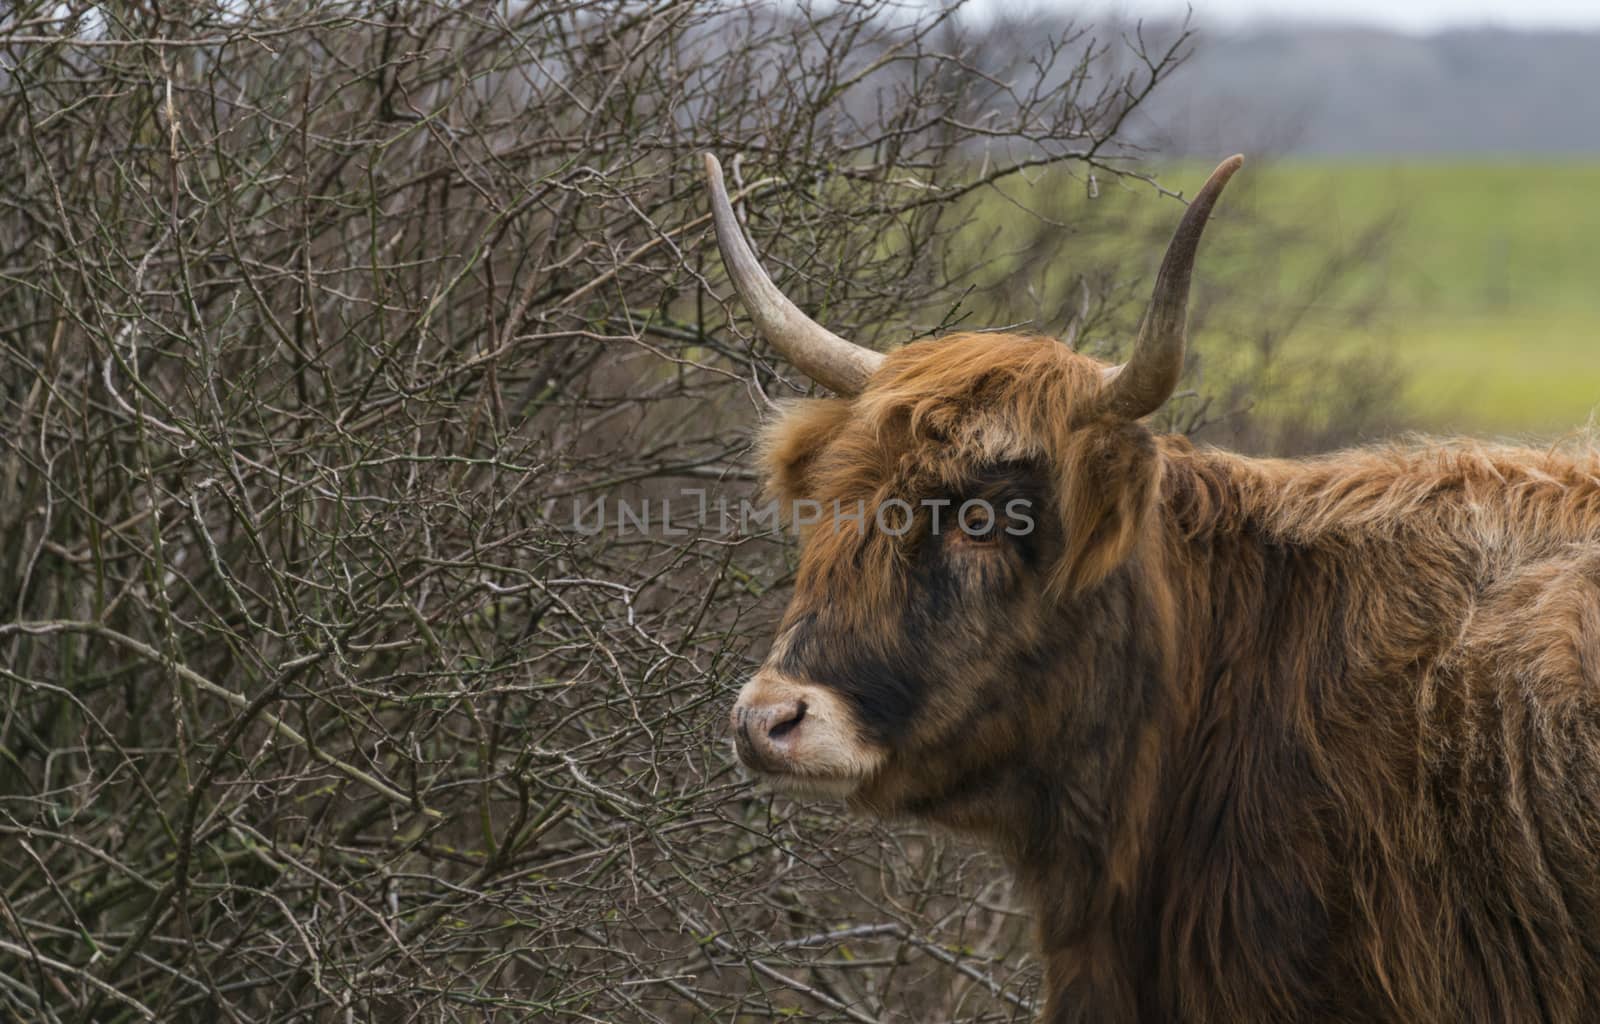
[732,695,808,773]
[730,670,886,798]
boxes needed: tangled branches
[0,2,1189,1020]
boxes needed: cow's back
[1401,544,1600,1021]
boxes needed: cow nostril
[766,700,806,741]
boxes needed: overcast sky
[1110,0,1600,33]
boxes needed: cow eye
[957,502,998,542]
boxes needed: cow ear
[759,398,854,505]
[1052,420,1160,595]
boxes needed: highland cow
[707,152,1600,1023]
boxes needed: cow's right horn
[703,153,884,396]
[1099,155,1243,421]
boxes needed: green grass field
[1244,162,1600,436]
[958,160,1600,439]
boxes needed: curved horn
[703,153,884,396]
[1100,155,1244,420]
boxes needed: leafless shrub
[0,3,1392,1021]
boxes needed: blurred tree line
[0,2,1397,1021]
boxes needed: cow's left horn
[703,153,884,396]
[1100,155,1243,420]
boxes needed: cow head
[709,154,1240,823]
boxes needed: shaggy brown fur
[757,330,1600,1023]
